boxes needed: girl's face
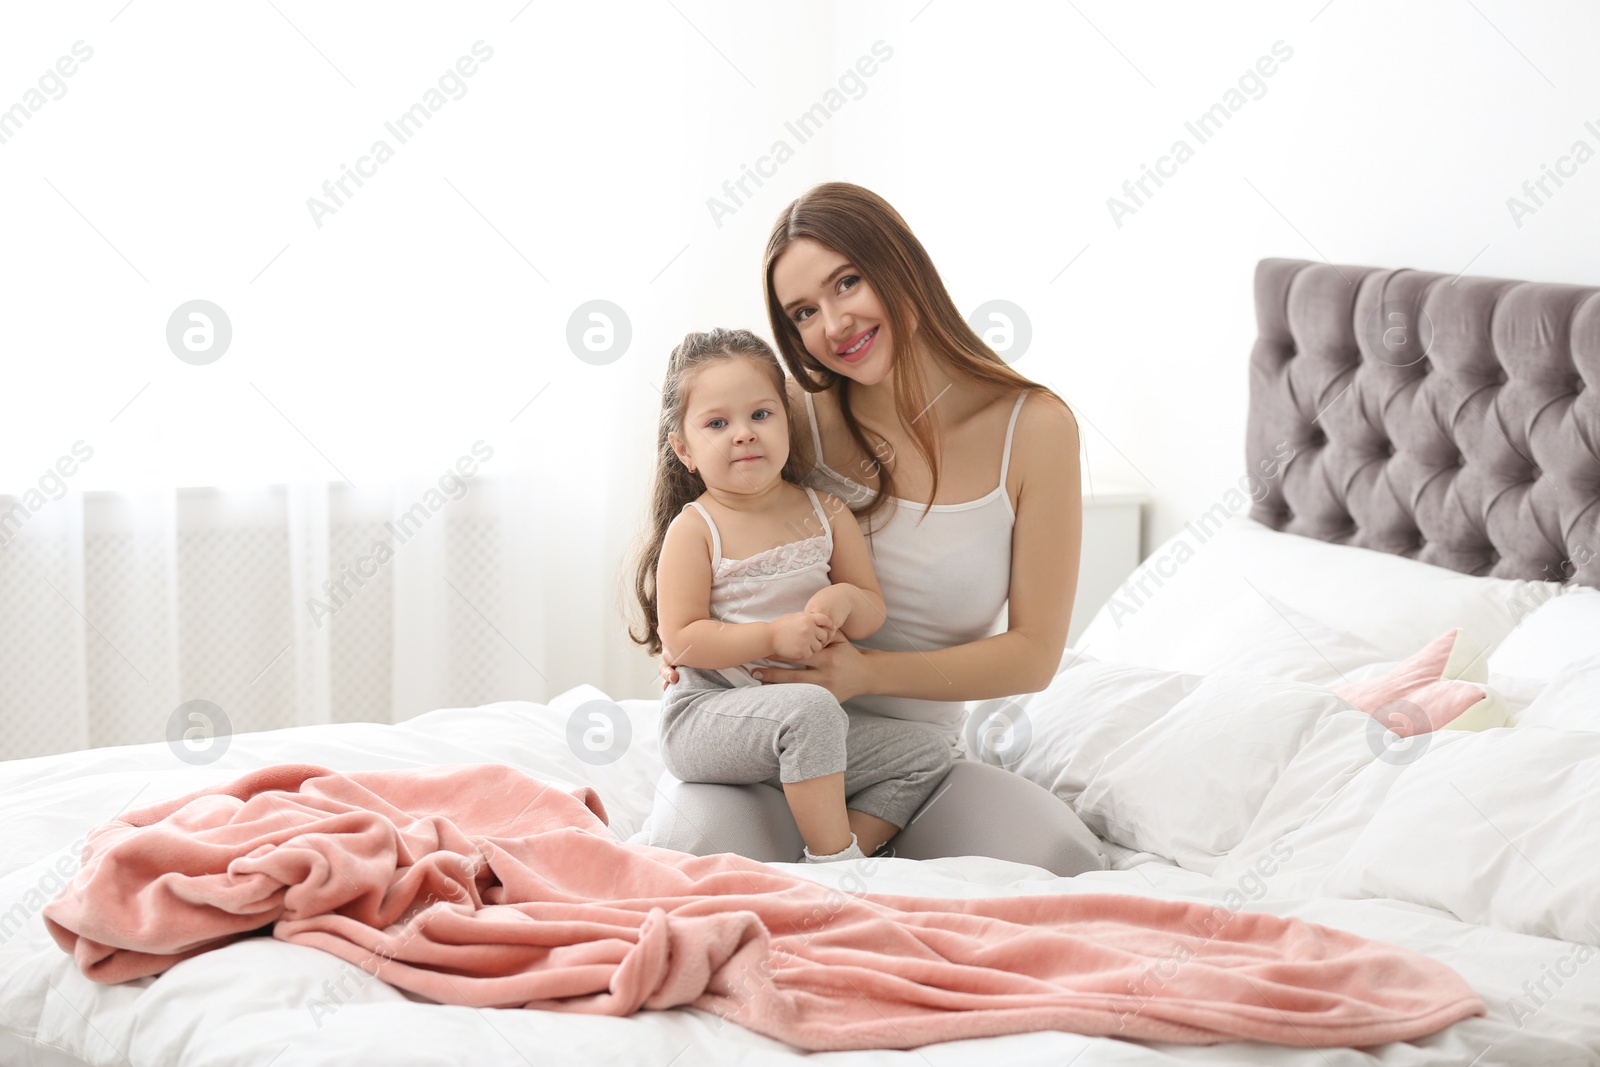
[668,357,790,494]
[772,237,899,387]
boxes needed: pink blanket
[43,764,1484,1051]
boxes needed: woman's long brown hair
[762,181,1077,533]
[625,328,806,659]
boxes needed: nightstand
[1070,481,1148,645]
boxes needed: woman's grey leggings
[657,666,953,830]
[643,671,1111,877]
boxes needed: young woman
[645,182,1108,877]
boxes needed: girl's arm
[761,395,1082,701]
[805,491,886,641]
[656,508,777,669]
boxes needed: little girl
[628,327,953,863]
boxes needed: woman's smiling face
[772,237,897,386]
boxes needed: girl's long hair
[626,328,804,658]
[762,181,1077,532]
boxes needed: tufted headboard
[1246,257,1599,590]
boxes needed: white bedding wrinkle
[1210,707,1387,884]
[1322,727,1600,945]
[1222,731,1483,908]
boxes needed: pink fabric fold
[42,763,1485,1051]
[1332,628,1484,734]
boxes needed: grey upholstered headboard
[1246,257,1599,590]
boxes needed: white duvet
[4,673,1600,1067]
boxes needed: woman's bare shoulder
[1010,389,1081,476]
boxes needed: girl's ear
[667,431,690,467]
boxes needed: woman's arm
[757,395,1083,701]
[804,491,886,640]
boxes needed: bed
[4,256,1600,1065]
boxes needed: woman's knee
[865,724,954,795]
[644,772,804,863]
[890,760,1109,876]
[904,725,955,779]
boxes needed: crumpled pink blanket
[43,763,1485,1051]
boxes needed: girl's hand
[803,585,851,633]
[657,656,679,690]
[771,611,836,662]
[754,640,871,704]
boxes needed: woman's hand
[656,612,838,691]
[753,640,872,704]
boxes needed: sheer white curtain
[1,3,843,759]
[1,473,548,759]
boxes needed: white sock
[803,833,865,863]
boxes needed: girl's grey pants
[644,667,1112,877]
[657,665,952,830]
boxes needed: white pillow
[1005,658,1348,873]
[1512,654,1600,731]
[1074,515,1563,670]
[1074,674,1350,874]
[1487,586,1600,682]
[1077,582,1388,686]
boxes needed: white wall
[4,2,1597,707]
[827,0,1600,560]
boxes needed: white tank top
[801,389,1027,747]
[683,486,835,689]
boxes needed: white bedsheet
[2,696,1597,1066]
